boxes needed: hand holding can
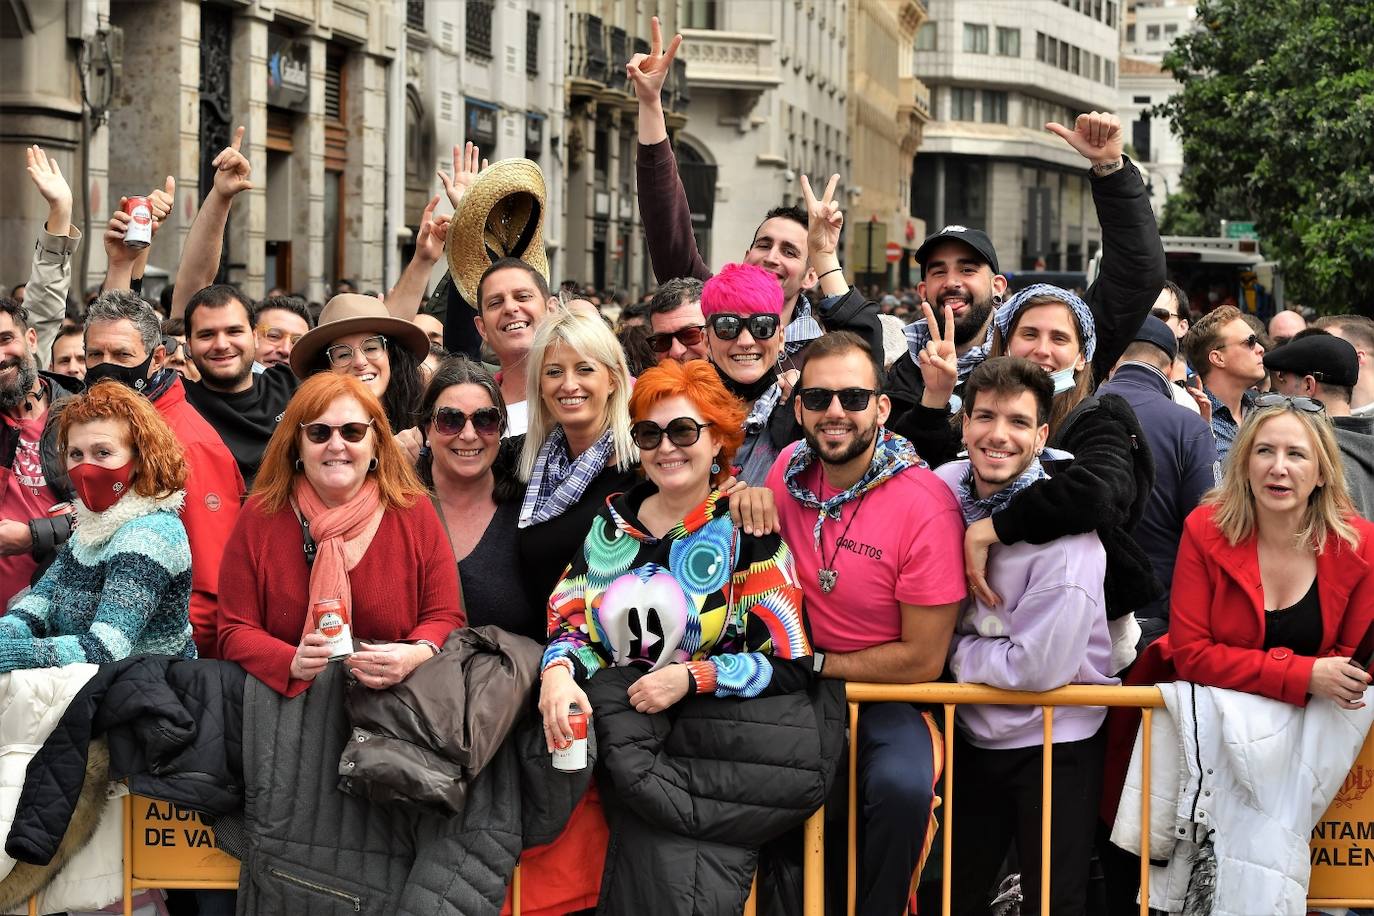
[121,196,153,249]
[551,703,590,772]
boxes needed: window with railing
[466,0,494,60]
[526,12,540,76]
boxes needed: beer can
[122,196,153,249]
[551,703,589,772]
[313,597,353,660]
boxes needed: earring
[294,459,303,471]
[368,458,379,472]
[711,460,721,475]
[992,293,1004,306]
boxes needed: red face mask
[68,461,135,513]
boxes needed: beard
[0,353,39,411]
[803,414,880,468]
[939,289,997,346]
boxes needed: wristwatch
[812,651,826,676]
[416,639,442,657]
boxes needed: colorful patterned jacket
[543,483,812,697]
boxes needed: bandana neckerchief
[518,426,616,528]
[957,457,1049,526]
[783,427,922,552]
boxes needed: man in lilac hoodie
[933,356,1116,915]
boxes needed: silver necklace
[816,491,870,594]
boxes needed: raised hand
[799,173,844,258]
[25,144,73,237]
[437,141,487,210]
[414,194,451,264]
[103,204,141,269]
[1045,112,1124,166]
[148,175,175,222]
[211,126,253,200]
[916,300,959,408]
[625,16,682,107]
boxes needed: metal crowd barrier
[794,681,1374,916]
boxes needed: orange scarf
[294,476,385,640]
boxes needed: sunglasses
[433,406,503,436]
[1151,308,1179,322]
[257,325,305,345]
[325,335,387,369]
[1253,393,1325,414]
[630,417,712,450]
[300,420,375,444]
[647,325,706,354]
[798,387,877,412]
[707,313,780,341]
[1217,333,1261,352]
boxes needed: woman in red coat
[1168,395,1374,707]
[217,373,464,696]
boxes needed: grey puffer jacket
[234,663,590,916]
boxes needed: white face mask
[1048,365,1078,395]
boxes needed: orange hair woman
[0,380,194,670]
[217,373,465,696]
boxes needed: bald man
[1267,309,1306,346]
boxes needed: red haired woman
[0,381,194,669]
[538,359,811,742]
[217,373,464,696]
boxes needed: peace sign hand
[915,300,960,409]
[799,173,843,258]
[211,126,253,200]
[626,16,682,107]
[414,194,451,264]
[437,141,487,210]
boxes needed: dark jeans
[950,727,1107,916]
[855,702,940,916]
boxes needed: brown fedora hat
[289,294,432,379]
[446,158,550,306]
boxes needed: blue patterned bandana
[518,427,617,529]
[783,427,922,551]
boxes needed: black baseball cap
[1133,315,1178,361]
[915,226,1000,277]
[1263,332,1359,387]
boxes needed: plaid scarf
[784,296,824,357]
[956,457,1050,526]
[518,427,616,529]
[745,381,785,434]
[904,315,994,383]
[783,427,921,551]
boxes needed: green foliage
[1159,0,1374,312]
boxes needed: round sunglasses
[432,406,503,436]
[647,325,706,354]
[707,313,780,341]
[300,419,375,444]
[630,417,712,450]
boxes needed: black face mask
[85,353,156,392]
[712,361,779,402]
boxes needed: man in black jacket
[888,111,1165,428]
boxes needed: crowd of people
[0,17,1372,916]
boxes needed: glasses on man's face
[630,417,712,451]
[1217,333,1261,352]
[300,420,375,444]
[1253,393,1325,414]
[326,335,387,369]
[798,387,877,412]
[433,406,503,437]
[647,325,706,354]
[257,325,304,345]
[707,313,780,342]
[1151,307,1179,322]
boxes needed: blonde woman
[515,309,639,618]
[1168,395,1374,705]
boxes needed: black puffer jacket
[6,656,247,866]
[586,668,846,916]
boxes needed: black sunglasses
[799,387,877,412]
[1218,333,1261,351]
[300,420,375,444]
[647,325,706,354]
[433,406,503,436]
[1253,393,1325,414]
[1151,307,1179,322]
[630,417,712,450]
[707,313,780,342]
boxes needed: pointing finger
[230,125,245,152]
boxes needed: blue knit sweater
[0,491,195,671]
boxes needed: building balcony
[899,76,932,123]
[567,12,690,115]
[678,29,782,94]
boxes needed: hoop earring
[711,460,721,476]
[294,459,303,472]
[992,293,1004,306]
[368,458,378,472]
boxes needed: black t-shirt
[183,365,300,486]
[1262,579,1323,658]
[457,500,541,640]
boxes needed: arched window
[405,87,431,185]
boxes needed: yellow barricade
[122,794,239,913]
[792,682,1374,916]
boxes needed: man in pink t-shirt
[766,331,966,916]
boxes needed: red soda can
[551,703,589,771]
[313,597,353,660]
[122,196,153,249]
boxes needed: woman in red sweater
[217,373,464,696]
[1168,395,1374,705]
